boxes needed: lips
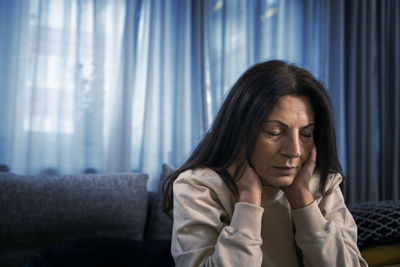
[274,166,296,175]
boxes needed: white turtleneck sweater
[171,168,367,267]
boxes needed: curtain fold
[377,0,400,200]
[105,0,140,172]
[344,0,400,203]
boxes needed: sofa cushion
[145,163,174,240]
[348,200,400,247]
[0,171,148,265]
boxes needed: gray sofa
[0,164,174,267]
[3,163,399,267]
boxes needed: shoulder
[174,167,233,196]
[323,172,343,193]
[173,168,237,215]
[309,169,343,196]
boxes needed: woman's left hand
[281,146,317,209]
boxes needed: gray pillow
[145,164,174,240]
[0,171,148,264]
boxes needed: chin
[263,175,295,188]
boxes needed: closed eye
[301,133,312,138]
[266,132,281,136]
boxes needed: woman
[162,60,367,267]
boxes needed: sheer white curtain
[0,0,203,190]
[1,0,349,191]
[0,0,126,175]
[106,0,205,190]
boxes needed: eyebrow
[264,120,316,129]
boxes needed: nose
[280,133,301,158]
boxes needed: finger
[303,146,317,173]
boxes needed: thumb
[303,146,317,174]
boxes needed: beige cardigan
[171,168,368,267]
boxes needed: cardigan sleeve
[171,176,264,267]
[291,173,368,267]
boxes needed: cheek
[250,139,277,171]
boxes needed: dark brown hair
[162,60,343,215]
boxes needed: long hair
[162,60,343,215]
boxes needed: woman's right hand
[229,164,262,206]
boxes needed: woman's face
[250,95,315,187]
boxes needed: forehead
[265,95,315,124]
